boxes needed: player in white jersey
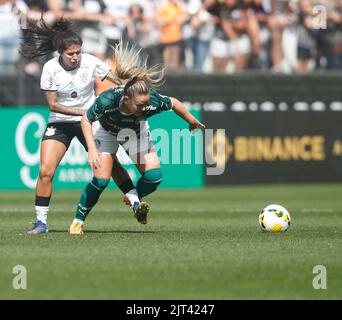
[20,17,139,234]
[40,53,112,123]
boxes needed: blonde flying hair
[110,40,166,97]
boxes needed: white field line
[0,207,339,214]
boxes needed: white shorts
[92,121,153,156]
[210,35,251,58]
[210,38,230,59]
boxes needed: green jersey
[87,86,173,136]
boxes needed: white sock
[72,218,84,225]
[125,188,140,207]
[35,206,49,225]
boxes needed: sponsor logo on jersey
[71,91,78,98]
[45,126,56,137]
[145,105,157,111]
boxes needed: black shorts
[41,122,87,150]
[298,47,312,60]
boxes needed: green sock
[75,177,109,221]
[136,168,162,199]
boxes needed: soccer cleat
[132,201,149,224]
[27,220,48,234]
[68,221,84,235]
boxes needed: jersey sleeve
[93,56,111,80]
[149,89,173,115]
[40,63,57,91]
[86,89,115,122]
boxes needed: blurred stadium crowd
[0,0,341,76]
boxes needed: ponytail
[20,16,82,60]
[111,40,165,88]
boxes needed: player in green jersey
[69,41,205,234]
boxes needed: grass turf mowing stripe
[0,184,341,299]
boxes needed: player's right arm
[81,89,116,169]
[41,61,85,116]
[44,91,86,116]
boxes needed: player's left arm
[171,97,205,132]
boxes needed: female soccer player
[20,18,136,234]
[68,42,205,234]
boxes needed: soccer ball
[259,204,291,233]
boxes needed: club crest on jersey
[71,91,78,98]
[80,72,88,83]
[45,126,56,137]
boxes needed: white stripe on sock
[35,205,49,224]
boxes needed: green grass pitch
[0,184,341,299]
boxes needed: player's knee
[91,177,110,191]
[143,168,163,190]
[39,165,55,181]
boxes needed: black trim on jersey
[58,56,80,71]
[40,89,57,92]
[101,69,111,81]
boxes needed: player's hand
[88,149,101,170]
[189,118,205,132]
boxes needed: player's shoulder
[42,56,60,72]
[81,53,93,60]
[150,88,171,101]
[147,88,172,111]
[102,86,124,97]
[151,87,168,96]
[97,86,123,104]
[81,53,99,64]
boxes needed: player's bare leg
[28,140,67,234]
[36,140,67,197]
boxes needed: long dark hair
[20,17,83,60]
